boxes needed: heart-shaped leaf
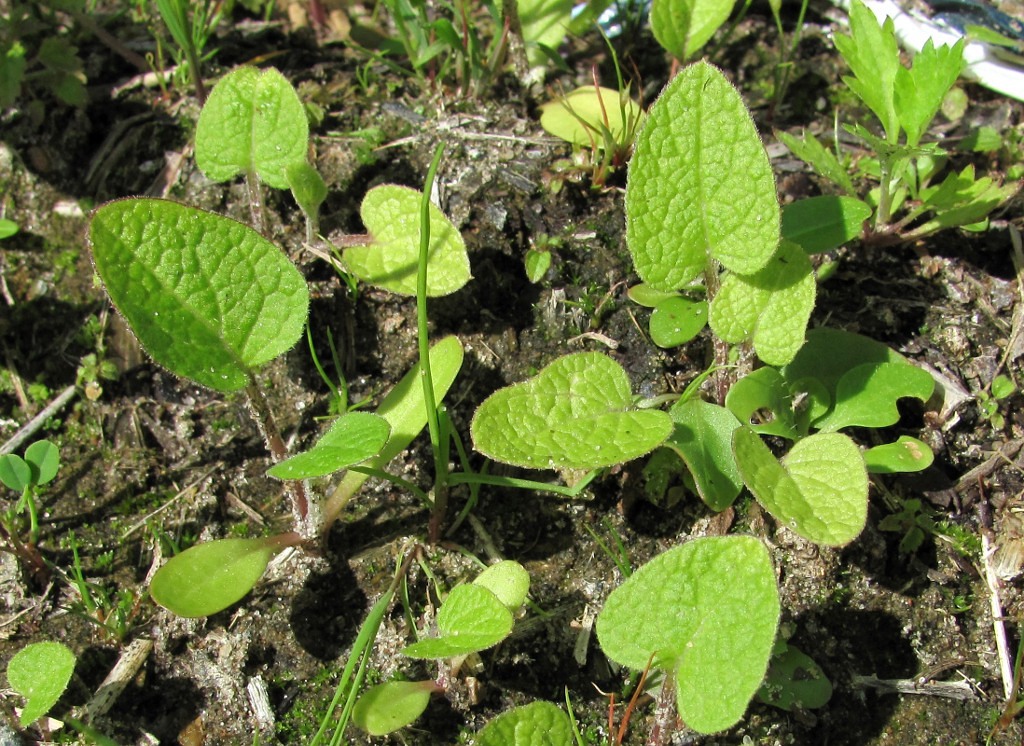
[150,537,288,617]
[733,427,868,546]
[352,680,437,736]
[267,412,390,480]
[627,61,779,291]
[23,440,59,486]
[7,642,76,727]
[195,66,308,189]
[476,702,574,746]
[596,536,779,734]
[342,185,471,297]
[709,239,816,366]
[90,199,309,393]
[403,583,513,659]
[471,353,673,470]
[665,398,743,511]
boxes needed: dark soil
[1,2,1024,745]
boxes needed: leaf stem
[418,144,450,543]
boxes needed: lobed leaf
[90,199,309,393]
[7,641,76,727]
[596,536,779,734]
[476,701,574,746]
[267,412,390,480]
[343,185,471,296]
[403,584,513,659]
[471,352,673,470]
[709,240,816,366]
[626,61,779,291]
[894,38,965,147]
[195,67,308,189]
[776,130,856,195]
[833,0,900,141]
[149,537,286,617]
[733,427,868,546]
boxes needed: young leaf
[343,185,471,297]
[627,283,680,308]
[403,584,514,659]
[894,38,965,147]
[650,0,738,61]
[0,218,18,240]
[833,0,901,141]
[352,680,437,736]
[476,701,574,746]
[149,536,287,617]
[627,61,779,291]
[596,536,779,734]
[470,352,673,470]
[7,642,76,727]
[781,196,872,253]
[0,454,31,492]
[474,560,530,610]
[725,367,830,440]
[267,412,390,480]
[864,435,934,473]
[539,86,644,148]
[812,362,935,432]
[733,427,868,546]
[649,296,708,348]
[286,161,328,223]
[90,199,309,393]
[524,248,552,283]
[776,130,856,195]
[518,0,577,66]
[709,240,816,366]
[664,398,743,511]
[195,66,309,189]
[23,440,59,486]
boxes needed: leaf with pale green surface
[596,536,779,734]
[352,680,437,736]
[776,131,856,195]
[813,362,934,432]
[90,199,309,393]
[895,38,965,146]
[709,240,816,366]
[267,412,390,480]
[403,584,514,659]
[474,560,530,611]
[626,61,779,291]
[7,642,76,727]
[864,436,934,473]
[539,86,643,148]
[476,702,574,746]
[833,0,900,141]
[649,296,708,348]
[665,398,743,511]
[733,427,868,546]
[195,66,308,189]
[471,353,673,470]
[650,0,738,60]
[343,185,471,296]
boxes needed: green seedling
[626,61,815,366]
[756,638,833,712]
[0,218,17,239]
[0,5,86,109]
[470,352,673,471]
[779,0,1019,242]
[475,701,575,746]
[649,0,738,61]
[596,536,780,735]
[154,0,220,102]
[878,497,935,554]
[977,373,1017,429]
[7,641,76,727]
[0,439,59,585]
[353,560,530,735]
[524,246,553,283]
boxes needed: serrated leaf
[267,412,390,480]
[476,701,574,746]
[813,362,935,432]
[709,240,816,366]
[894,38,965,147]
[781,196,871,253]
[343,185,471,296]
[626,62,779,291]
[834,0,900,141]
[7,642,76,727]
[352,680,436,736]
[864,436,934,474]
[195,67,308,189]
[149,537,285,617]
[733,427,868,546]
[539,86,644,148]
[909,168,1019,238]
[90,199,309,393]
[471,353,673,470]
[24,440,59,486]
[596,536,779,734]
[665,399,743,510]
[0,454,31,492]
[403,584,513,659]
[650,0,738,60]
[776,130,856,195]
[649,296,708,348]
[474,560,530,610]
